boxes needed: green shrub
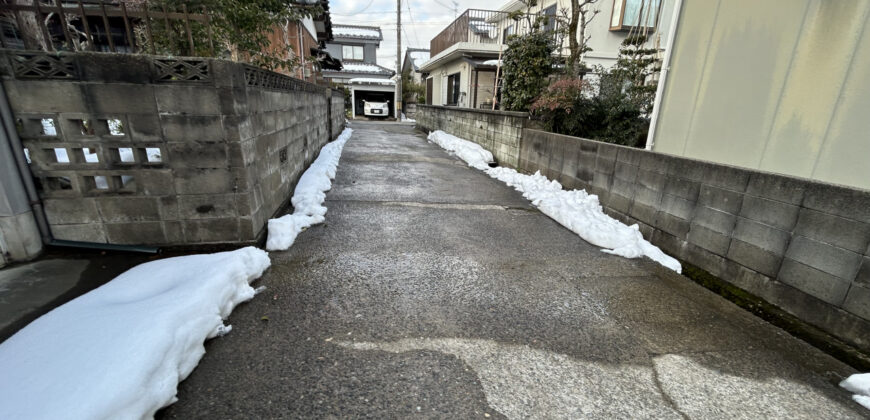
[501,31,557,112]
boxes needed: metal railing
[430,9,555,57]
[0,1,213,56]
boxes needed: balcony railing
[430,9,553,57]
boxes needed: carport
[348,78,396,119]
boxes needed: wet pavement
[0,251,157,343]
[158,121,867,419]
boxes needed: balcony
[429,9,545,57]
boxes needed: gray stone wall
[330,90,346,139]
[416,105,525,168]
[418,105,870,354]
[0,51,344,247]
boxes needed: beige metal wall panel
[653,0,870,190]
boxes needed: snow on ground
[841,373,870,410]
[427,130,682,273]
[401,113,416,123]
[266,128,353,251]
[427,130,495,171]
[0,247,271,420]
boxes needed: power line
[345,0,376,15]
[404,0,421,47]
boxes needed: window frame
[542,4,558,33]
[342,45,364,60]
[446,72,461,106]
[609,0,661,32]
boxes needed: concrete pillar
[0,127,42,267]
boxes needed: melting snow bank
[841,373,870,410]
[0,247,271,420]
[427,130,495,170]
[427,130,681,273]
[266,127,353,251]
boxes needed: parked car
[363,100,390,118]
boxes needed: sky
[328,0,494,71]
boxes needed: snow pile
[0,247,271,420]
[342,62,391,74]
[427,130,681,272]
[427,130,494,170]
[841,373,870,410]
[401,113,416,123]
[333,25,381,39]
[348,77,395,85]
[266,127,353,251]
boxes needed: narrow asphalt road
[160,122,867,419]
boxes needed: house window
[502,24,515,42]
[342,45,364,60]
[447,73,461,105]
[610,0,661,31]
[542,5,558,33]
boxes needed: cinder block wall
[418,106,870,354]
[0,51,344,247]
[416,105,525,168]
[330,90,345,139]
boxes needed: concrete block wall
[520,128,870,353]
[417,105,870,353]
[416,105,526,168]
[330,90,346,139]
[0,51,344,247]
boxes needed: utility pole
[395,0,402,120]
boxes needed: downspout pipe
[0,81,158,255]
[645,0,684,150]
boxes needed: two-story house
[322,24,396,118]
[420,0,675,109]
